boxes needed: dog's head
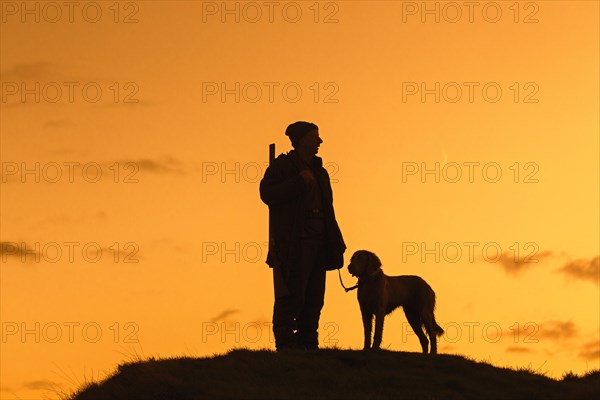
[347,250,382,277]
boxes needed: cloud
[506,346,533,354]
[536,321,579,341]
[492,250,599,285]
[0,241,36,260]
[557,256,599,285]
[505,320,579,344]
[44,119,74,129]
[1,63,59,108]
[110,155,186,175]
[22,379,55,390]
[99,243,142,263]
[2,155,186,185]
[439,344,458,353]
[1,62,56,80]
[496,250,553,275]
[1,238,141,265]
[210,309,240,322]
[579,339,600,360]
[1,62,152,108]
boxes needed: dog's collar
[357,267,382,282]
[340,267,382,293]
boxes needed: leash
[338,266,382,292]
[338,268,358,292]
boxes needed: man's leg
[295,240,326,349]
[272,258,311,351]
[272,297,296,350]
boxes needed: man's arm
[260,160,310,207]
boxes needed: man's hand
[299,169,316,184]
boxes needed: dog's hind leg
[424,313,444,354]
[404,308,429,353]
[421,286,443,354]
[423,315,438,354]
[361,309,373,350]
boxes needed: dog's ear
[367,252,382,273]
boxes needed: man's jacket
[259,150,346,271]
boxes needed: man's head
[285,121,323,156]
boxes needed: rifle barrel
[269,143,275,165]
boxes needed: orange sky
[1,1,599,398]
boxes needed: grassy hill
[68,348,599,400]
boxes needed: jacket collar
[288,149,323,169]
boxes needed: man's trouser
[272,236,326,350]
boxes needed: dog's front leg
[372,309,385,349]
[361,309,372,350]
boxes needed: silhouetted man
[260,121,345,351]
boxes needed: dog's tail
[428,288,444,337]
[433,320,444,337]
